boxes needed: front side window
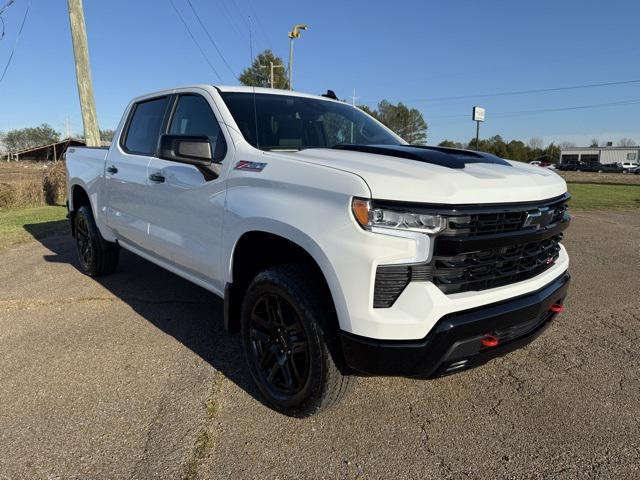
[169,95,226,159]
[123,97,169,155]
[220,92,401,151]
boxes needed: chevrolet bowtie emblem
[523,207,554,230]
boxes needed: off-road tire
[240,264,354,417]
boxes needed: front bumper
[340,272,570,377]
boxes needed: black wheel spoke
[290,340,307,354]
[249,292,311,395]
[281,361,294,388]
[266,362,280,382]
[251,313,272,334]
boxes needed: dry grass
[0,160,66,208]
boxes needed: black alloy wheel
[248,293,310,397]
[75,212,92,271]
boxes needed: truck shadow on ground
[24,224,267,410]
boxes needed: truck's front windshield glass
[220,92,402,151]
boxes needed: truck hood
[266,145,567,204]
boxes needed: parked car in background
[621,162,639,172]
[577,162,624,173]
[631,166,640,175]
[558,159,582,171]
[528,160,541,166]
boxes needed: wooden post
[67,0,100,147]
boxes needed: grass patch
[204,397,219,419]
[0,205,68,251]
[567,182,640,210]
[183,430,215,480]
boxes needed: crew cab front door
[144,93,230,291]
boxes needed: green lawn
[567,182,640,210]
[0,205,68,251]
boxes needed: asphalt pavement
[0,211,638,479]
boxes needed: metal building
[560,146,639,166]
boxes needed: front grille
[431,234,562,294]
[444,196,568,236]
[372,194,570,306]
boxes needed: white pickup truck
[66,85,570,416]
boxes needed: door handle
[149,173,165,183]
[106,165,118,174]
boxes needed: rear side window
[169,94,226,159]
[123,97,169,155]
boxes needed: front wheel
[240,265,354,417]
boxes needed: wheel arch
[224,226,347,336]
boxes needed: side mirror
[158,134,218,166]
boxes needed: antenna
[248,16,260,149]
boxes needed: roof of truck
[214,85,338,101]
[130,84,341,104]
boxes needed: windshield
[220,92,402,151]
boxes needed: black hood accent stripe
[332,144,512,169]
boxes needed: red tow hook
[549,303,565,314]
[481,334,499,348]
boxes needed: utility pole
[287,23,307,90]
[350,88,360,143]
[67,0,100,146]
[350,88,360,106]
[259,61,285,88]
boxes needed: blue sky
[0,0,638,146]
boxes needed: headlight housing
[352,198,447,234]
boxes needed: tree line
[0,124,114,154]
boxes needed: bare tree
[559,141,576,149]
[589,138,599,147]
[617,137,637,147]
[528,137,544,150]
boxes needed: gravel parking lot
[0,211,638,479]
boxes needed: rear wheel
[74,205,119,276]
[240,265,354,417]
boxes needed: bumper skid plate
[341,272,570,377]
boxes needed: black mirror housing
[158,134,216,166]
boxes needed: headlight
[352,198,447,234]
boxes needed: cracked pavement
[0,211,638,479]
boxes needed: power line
[218,0,246,42]
[0,1,29,84]
[184,0,236,80]
[168,0,223,83]
[428,98,640,120]
[0,0,17,15]
[395,79,640,104]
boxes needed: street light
[287,23,308,90]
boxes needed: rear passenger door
[105,96,171,248]
[145,92,231,290]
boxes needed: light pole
[287,23,307,90]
